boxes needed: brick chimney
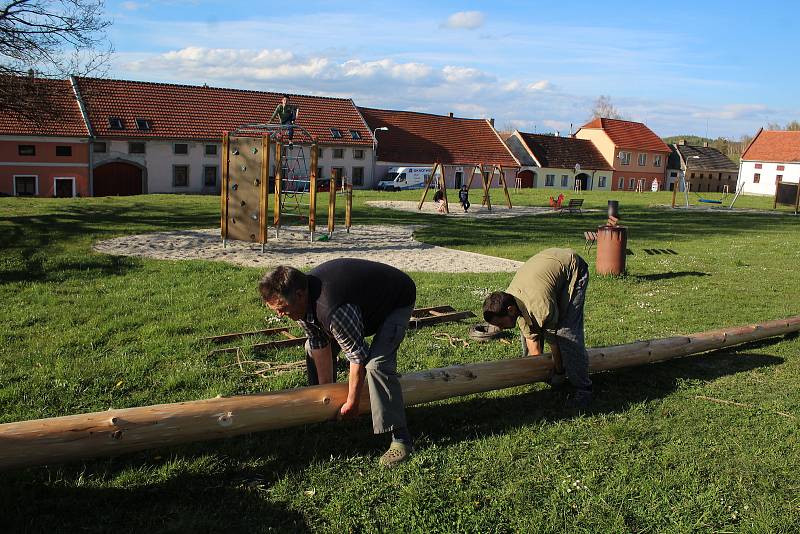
[489,118,495,127]
[448,112,454,118]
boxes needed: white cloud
[442,11,485,30]
[121,1,144,10]
[527,80,552,92]
[115,45,794,139]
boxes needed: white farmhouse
[739,129,800,196]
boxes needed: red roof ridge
[358,106,489,123]
[75,76,356,103]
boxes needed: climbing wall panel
[223,135,270,243]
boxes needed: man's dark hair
[258,266,307,302]
[482,291,516,322]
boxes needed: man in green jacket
[482,248,592,409]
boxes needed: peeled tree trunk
[1,316,798,471]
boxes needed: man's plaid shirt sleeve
[297,318,329,350]
[329,304,370,365]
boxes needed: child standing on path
[458,185,470,213]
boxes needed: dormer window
[330,128,342,139]
[109,117,125,130]
[135,118,153,131]
[350,130,362,140]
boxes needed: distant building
[75,77,375,195]
[503,131,613,190]
[359,107,519,189]
[0,78,90,197]
[738,129,800,196]
[667,141,738,193]
[574,118,670,191]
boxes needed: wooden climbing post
[309,141,318,238]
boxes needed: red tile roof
[75,77,372,145]
[359,107,518,167]
[517,132,612,170]
[578,118,670,153]
[0,77,88,137]
[742,129,800,162]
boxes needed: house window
[205,144,217,156]
[638,153,647,166]
[545,174,555,186]
[203,166,218,187]
[755,163,762,169]
[629,178,635,189]
[56,146,72,157]
[330,128,342,139]
[14,176,37,196]
[317,148,324,159]
[333,148,344,159]
[108,117,125,130]
[598,176,607,188]
[173,165,189,187]
[174,143,188,155]
[353,149,364,160]
[93,142,107,153]
[776,175,783,183]
[754,173,760,183]
[618,177,625,189]
[135,118,152,131]
[351,167,364,186]
[670,171,678,177]
[619,151,631,165]
[777,165,785,171]
[317,167,324,180]
[18,145,35,156]
[654,155,662,167]
[350,130,362,140]
[561,175,568,187]
[455,171,463,188]
[129,142,145,154]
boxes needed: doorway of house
[54,177,75,197]
[516,169,535,188]
[575,173,590,191]
[94,161,144,196]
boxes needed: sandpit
[93,224,524,273]
[365,200,588,218]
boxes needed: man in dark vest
[259,259,416,467]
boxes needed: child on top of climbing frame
[271,95,299,145]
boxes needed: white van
[376,167,431,191]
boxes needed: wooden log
[1,316,798,470]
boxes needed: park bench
[560,198,584,214]
[583,230,597,253]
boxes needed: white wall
[739,160,800,196]
[533,166,611,191]
[94,140,376,192]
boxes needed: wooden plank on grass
[203,326,291,344]
[409,310,476,329]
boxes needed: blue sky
[105,0,799,138]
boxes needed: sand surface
[93,224,524,273]
[365,200,586,218]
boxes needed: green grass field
[1,190,799,533]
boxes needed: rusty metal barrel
[595,224,628,275]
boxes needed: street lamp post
[372,127,388,188]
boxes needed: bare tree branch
[589,95,624,120]
[1,0,112,119]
